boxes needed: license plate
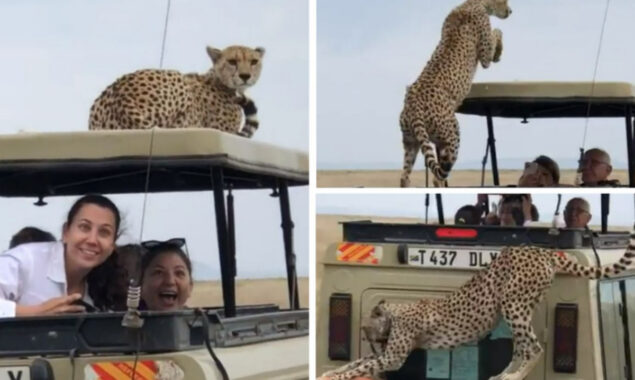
[406,247,500,269]
[0,367,29,380]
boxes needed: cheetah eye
[250,59,259,66]
[227,59,238,66]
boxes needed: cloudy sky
[317,192,635,228]
[317,0,635,170]
[0,0,308,280]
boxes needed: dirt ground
[317,169,629,188]
[188,277,308,309]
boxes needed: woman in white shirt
[0,194,121,318]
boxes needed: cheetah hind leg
[400,125,419,187]
[412,123,446,187]
[492,307,543,380]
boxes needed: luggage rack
[0,306,309,358]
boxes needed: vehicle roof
[0,129,308,197]
[457,81,635,118]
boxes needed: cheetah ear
[206,46,223,64]
[255,47,266,57]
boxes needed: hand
[15,293,86,317]
[522,195,533,223]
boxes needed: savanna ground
[189,277,308,309]
[317,169,629,188]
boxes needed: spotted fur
[399,0,510,187]
[322,237,635,380]
[88,45,264,137]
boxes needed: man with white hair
[581,148,619,187]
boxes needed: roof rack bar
[486,111,500,186]
[212,167,236,318]
[278,179,300,309]
[227,187,237,278]
[626,105,634,186]
[436,193,445,225]
[601,193,609,234]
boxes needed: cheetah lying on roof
[321,238,635,380]
[400,0,510,187]
[89,45,264,138]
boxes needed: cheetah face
[486,0,511,19]
[362,302,392,347]
[207,45,265,91]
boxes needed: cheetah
[321,237,635,380]
[88,45,265,138]
[399,0,510,187]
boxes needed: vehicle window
[624,278,635,380]
[599,280,628,380]
[384,321,511,380]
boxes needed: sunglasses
[141,238,187,252]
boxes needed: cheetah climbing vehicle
[0,128,309,379]
[456,81,635,187]
[317,194,635,379]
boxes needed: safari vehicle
[0,128,309,379]
[317,195,634,379]
[456,81,635,186]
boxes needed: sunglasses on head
[140,238,187,251]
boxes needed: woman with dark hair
[140,239,193,311]
[0,194,121,317]
[88,244,144,311]
[518,155,560,187]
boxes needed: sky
[317,0,635,170]
[0,0,308,280]
[317,192,635,228]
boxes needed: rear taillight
[329,293,352,361]
[435,227,478,239]
[553,303,578,373]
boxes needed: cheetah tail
[553,233,635,279]
[239,96,259,138]
[421,143,449,182]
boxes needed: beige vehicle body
[317,222,635,380]
[0,129,309,380]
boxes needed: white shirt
[0,241,92,318]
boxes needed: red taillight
[328,293,352,361]
[435,227,478,239]
[553,303,578,373]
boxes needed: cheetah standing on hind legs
[88,45,264,138]
[400,0,510,187]
[320,237,635,380]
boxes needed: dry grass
[317,169,629,188]
[188,277,308,309]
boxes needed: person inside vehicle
[140,239,193,311]
[579,148,619,187]
[8,226,56,249]
[518,155,560,187]
[563,197,592,228]
[454,205,481,225]
[89,244,144,311]
[0,194,120,317]
[493,194,539,227]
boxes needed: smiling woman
[140,240,193,311]
[0,194,121,317]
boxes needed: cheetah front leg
[235,93,259,138]
[322,328,415,380]
[492,28,503,63]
